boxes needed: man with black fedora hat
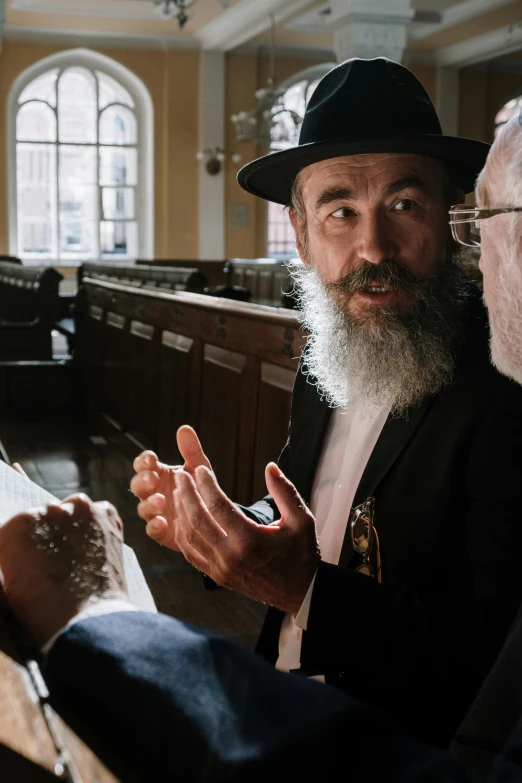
[131,58,522,748]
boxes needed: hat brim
[237,135,491,204]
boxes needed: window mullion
[54,73,60,262]
[95,71,101,261]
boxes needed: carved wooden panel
[77,304,106,408]
[156,331,199,464]
[197,345,249,500]
[251,363,295,501]
[81,279,305,504]
[125,320,159,451]
[103,311,128,429]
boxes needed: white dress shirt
[276,401,390,675]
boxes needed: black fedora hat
[237,57,490,204]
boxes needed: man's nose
[355,211,399,265]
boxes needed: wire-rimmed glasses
[449,204,522,247]
[349,496,382,583]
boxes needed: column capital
[327,0,414,63]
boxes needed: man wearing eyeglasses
[444,112,522,779]
[131,59,522,747]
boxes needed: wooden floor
[0,411,267,651]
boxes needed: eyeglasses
[449,204,522,248]
[349,496,381,583]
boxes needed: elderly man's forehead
[299,153,444,192]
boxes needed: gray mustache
[326,261,421,295]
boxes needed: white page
[0,460,157,612]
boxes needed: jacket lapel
[290,376,333,507]
[338,392,437,567]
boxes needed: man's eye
[394,199,416,212]
[331,207,355,218]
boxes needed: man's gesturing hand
[0,494,127,647]
[130,425,212,549]
[174,462,320,615]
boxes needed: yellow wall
[0,40,199,259]
[3,38,522,263]
[225,52,328,259]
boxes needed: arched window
[8,49,153,262]
[267,64,334,261]
[495,95,522,138]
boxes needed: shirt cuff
[42,599,142,655]
[294,570,317,631]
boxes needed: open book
[0,460,157,613]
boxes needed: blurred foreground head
[477,115,522,385]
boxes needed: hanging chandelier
[153,0,196,27]
[231,15,303,146]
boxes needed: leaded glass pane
[58,145,97,258]
[17,101,56,142]
[59,145,97,185]
[97,71,134,110]
[58,68,97,143]
[100,220,137,258]
[99,105,137,145]
[59,219,97,259]
[102,187,135,220]
[99,147,137,186]
[19,69,58,107]
[17,143,56,257]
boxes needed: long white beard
[288,260,468,414]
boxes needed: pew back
[226,258,295,308]
[80,262,208,295]
[136,259,227,288]
[0,263,63,360]
[76,277,306,505]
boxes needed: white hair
[480,115,522,384]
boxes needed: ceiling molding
[2,23,200,49]
[196,0,317,51]
[409,0,519,41]
[436,20,522,67]
[11,0,162,21]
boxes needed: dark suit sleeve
[42,611,469,783]
[304,392,522,746]
[237,439,290,525]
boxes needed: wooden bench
[0,263,63,360]
[136,258,298,308]
[136,258,228,289]
[80,261,208,295]
[225,258,296,308]
[75,276,306,506]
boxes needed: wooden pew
[136,258,228,289]
[225,258,295,308]
[80,261,208,295]
[137,257,298,308]
[0,263,63,360]
[75,276,306,506]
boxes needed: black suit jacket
[242,291,522,747]
[43,612,471,783]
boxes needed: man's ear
[288,208,310,266]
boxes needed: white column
[436,66,460,136]
[327,0,414,64]
[198,50,225,260]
